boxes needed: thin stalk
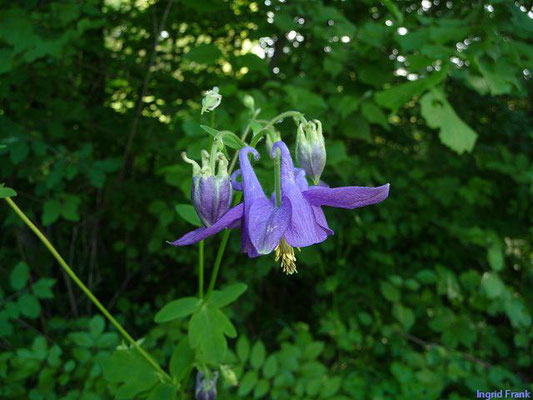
[205,191,242,298]
[4,197,170,381]
[198,241,204,298]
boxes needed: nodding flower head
[195,371,218,400]
[201,87,222,114]
[295,120,326,185]
[182,149,232,227]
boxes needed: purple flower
[170,141,389,274]
[182,150,232,227]
[196,371,218,400]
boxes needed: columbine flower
[170,141,389,275]
[296,120,326,185]
[182,150,232,227]
[201,87,222,114]
[196,371,218,400]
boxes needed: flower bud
[201,87,222,114]
[182,150,232,227]
[243,94,255,110]
[295,120,326,185]
[196,371,218,400]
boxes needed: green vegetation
[1,0,532,399]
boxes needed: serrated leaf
[10,261,29,290]
[175,204,202,227]
[375,67,448,112]
[250,341,266,369]
[155,297,202,323]
[209,283,247,308]
[420,89,478,154]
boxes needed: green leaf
[236,335,250,363]
[254,378,269,398]
[147,383,176,400]
[210,283,248,308]
[103,348,159,398]
[374,67,448,112]
[185,43,222,64]
[200,126,246,150]
[170,338,194,381]
[0,183,17,199]
[89,316,105,338]
[17,293,41,319]
[262,354,278,379]
[10,261,30,290]
[320,376,342,398]
[420,89,478,154]
[392,303,415,331]
[250,341,266,369]
[481,273,505,299]
[61,195,81,222]
[32,336,48,360]
[175,204,202,227]
[380,281,400,302]
[42,199,61,226]
[303,341,324,360]
[360,101,389,130]
[238,370,258,396]
[32,278,55,299]
[487,242,504,272]
[189,305,228,363]
[155,297,202,323]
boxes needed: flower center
[275,238,298,274]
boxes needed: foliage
[1,0,532,399]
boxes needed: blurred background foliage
[1,0,532,398]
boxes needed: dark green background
[1,0,532,398]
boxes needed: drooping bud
[295,120,326,185]
[201,87,222,114]
[182,149,232,227]
[195,371,218,400]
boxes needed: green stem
[263,110,306,130]
[205,191,242,298]
[4,197,170,381]
[198,240,204,298]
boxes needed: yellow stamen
[275,238,298,275]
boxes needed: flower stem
[263,110,306,130]
[3,197,170,381]
[205,191,242,298]
[198,240,204,298]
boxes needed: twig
[119,0,175,179]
